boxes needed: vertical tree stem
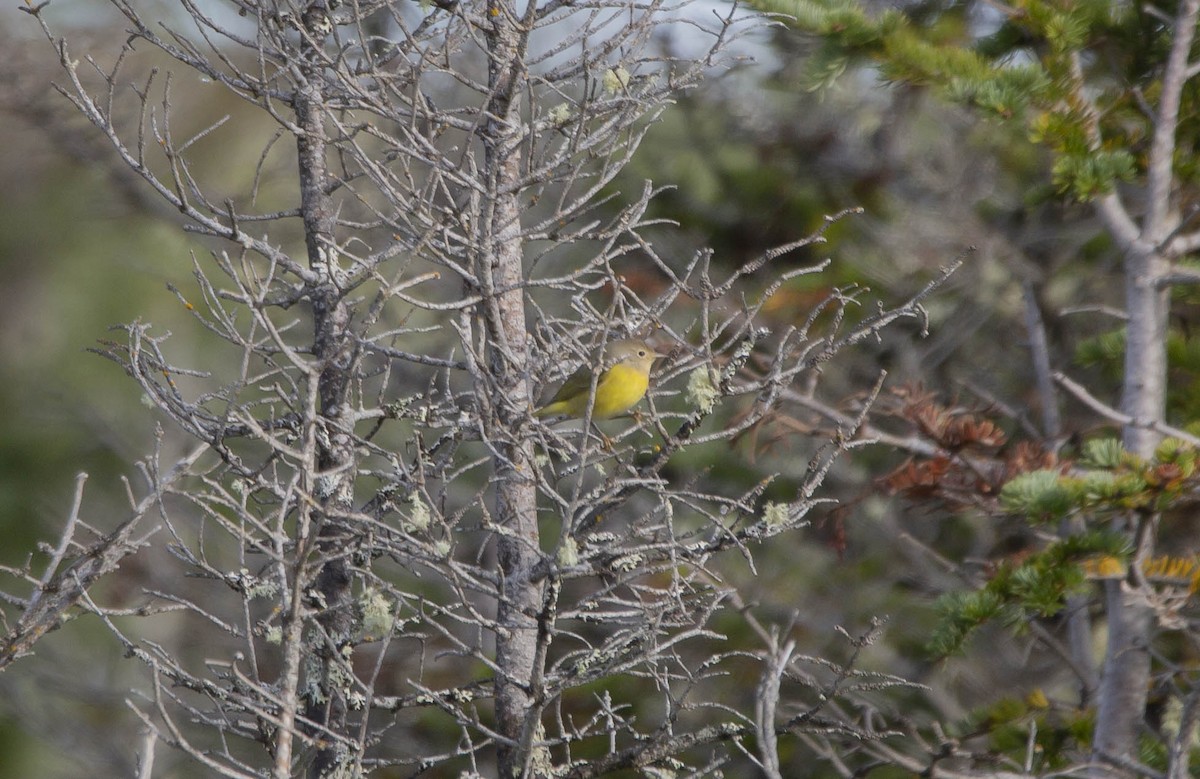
[295,3,357,776]
[1090,0,1200,762]
[481,5,542,776]
[1091,247,1167,775]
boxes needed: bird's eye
[638,349,647,357]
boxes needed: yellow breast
[590,363,651,419]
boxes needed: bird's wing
[548,364,600,403]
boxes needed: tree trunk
[1091,243,1167,773]
[295,3,358,776]
[1119,247,1169,456]
[481,7,542,777]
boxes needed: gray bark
[295,3,358,776]
[1087,0,1200,759]
[481,5,543,776]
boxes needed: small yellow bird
[536,339,663,420]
